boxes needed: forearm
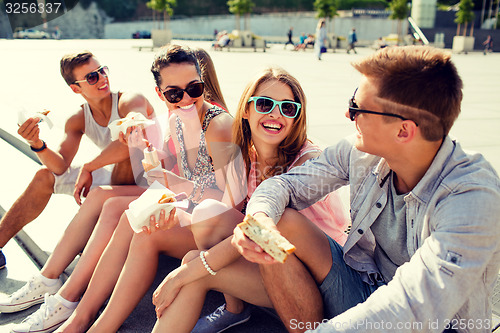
[84,141,130,173]
[31,140,69,175]
[166,174,223,203]
[176,237,240,287]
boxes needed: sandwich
[238,214,296,263]
[158,193,176,204]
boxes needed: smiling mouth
[98,83,108,90]
[262,122,283,132]
[179,103,194,110]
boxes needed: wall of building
[105,12,397,44]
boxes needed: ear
[242,107,249,120]
[155,86,165,101]
[397,121,417,143]
[70,84,81,94]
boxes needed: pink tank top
[247,141,349,245]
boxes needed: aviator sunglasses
[349,88,418,126]
[248,96,301,119]
[161,81,205,104]
[73,66,109,85]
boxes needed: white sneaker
[10,294,76,333]
[0,275,62,313]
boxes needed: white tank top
[83,92,120,150]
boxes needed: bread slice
[238,214,296,263]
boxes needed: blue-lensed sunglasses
[248,96,301,119]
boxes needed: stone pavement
[0,38,499,332]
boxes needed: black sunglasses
[248,96,301,118]
[73,66,109,85]
[349,88,418,126]
[161,81,205,104]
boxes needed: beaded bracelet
[199,251,217,276]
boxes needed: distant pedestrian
[483,35,493,55]
[284,27,294,49]
[347,27,357,54]
[315,19,327,60]
[53,26,61,40]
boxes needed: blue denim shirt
[247,136,500,332]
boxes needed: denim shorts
[319,235,381,319]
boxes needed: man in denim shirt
[233,46,500,332]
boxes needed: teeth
[263,123,281,130]
[180,104,194,109]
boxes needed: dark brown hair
[151,44,201,89]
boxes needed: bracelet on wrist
[200,251,217,276]
[30,140,47,153]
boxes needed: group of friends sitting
[0,43,499,333]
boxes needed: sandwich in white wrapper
[238,214,296,263]
[109,111,155,140]
[17,109,54,129]
[125,181,189,233]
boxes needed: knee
[276,208,308,239]
[130,230,158,253]
[191,200,229,249]
[86,187,107,202]
[80,187,108,208]
[33,168,55,191]
[98,197,127,226]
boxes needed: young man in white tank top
[0,50,154,269]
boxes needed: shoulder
[291,151,321,169]
[117,91,154,117]
[64,106,85,133]
[205,107,233,142]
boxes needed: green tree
[227,0,255,30]
[147,0,176,29]
[314,0,338,18]
[314,0,338,36]
[455,0,475,36]
[389,0,408,44]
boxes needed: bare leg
[57,195,142,302]
[41,186,144,279]
[55,212,137,333]
[260,208,333,333]
[191,200,246,314]
[153,256,272,333]
[0,168,54,247]
[87,210,196,333]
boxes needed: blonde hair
[232,67,308,178]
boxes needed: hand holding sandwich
[17,117,43,148]
[232,213,295,265]
[144,207,177,234]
